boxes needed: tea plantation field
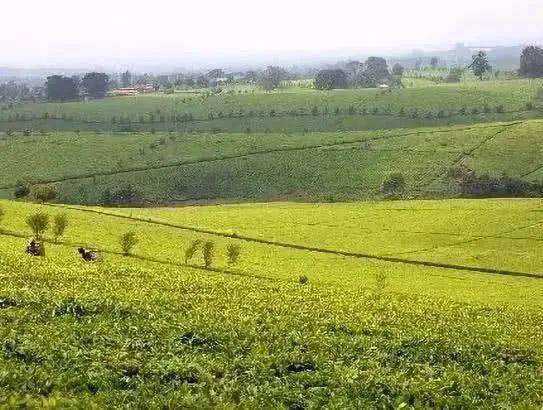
[1,79,541,133]
[0,198,542,407]
[1,120,542,204]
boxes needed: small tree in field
[202,241,215,268]
[120,231,138,255]
[381,173,406,199]
[469,51,491,80]
[184,239,202,264]
[26,212,49,239]
[226,243,241,266]
[53,213,68,242]
[32,185,58,203]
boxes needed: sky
[1,0,541,69]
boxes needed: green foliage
[314,69,348,90]
[26,212,49,239]
[202,241,215,268]
[14,180,31,199]
[298,275,309,285]
[381,173,406,199]
[226,243,241,265]
[52,213,68,242]
[184,239,202,265]
[32,185,58,203]
[0,205,4,226]
[470,51,492,80]
[120,231,138,255]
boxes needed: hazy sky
[1,0,541,69]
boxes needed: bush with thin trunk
[226,243,241,265]
[120,231,138,255]
[53,213,68,242]
[184,239,202,264]
[203,241,215,268]
[26,212,49,239]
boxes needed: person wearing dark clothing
[26,239,44,257]
[78,247,98,261]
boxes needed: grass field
[0,198,542,407]
[1,120,542,204]
[1,79,541,133]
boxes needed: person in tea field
[78,247,99,262]
[26,239,45,257]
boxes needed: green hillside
[0,199,542,407]
[1,79,541,133]
[2,120,542,204]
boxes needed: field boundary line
[416,122,522,191]
[0,122,519,190]
[42,203,543,280]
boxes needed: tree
[45,75,79,101]
[469,51,491,80]
[258,66,289,91]
[121,71,132,87]
[120,231,138,255]
[184,239,202,264]
[26,212,49,239]
[430,57,439,68]
[392,63,404,76]
[381,173,406,199]
[314,69,348,90]
[32,185,58,203]
[207,69,225,79]
[14,180,31,198]
[352,57,391,88]
[81,72,110,98]
[53,213,68,242]
[226,243,241,265]
[202,241,215,268]
[520,46,543,78]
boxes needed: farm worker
[26,239,44,257]
[78,247,98,262]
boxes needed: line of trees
[45,72,110,101]
[314,57,401,90]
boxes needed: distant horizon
[0,40,540,75]
[1,0,541,72]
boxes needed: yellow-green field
[1,198,542,407]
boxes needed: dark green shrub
[53,213,68,242]
[32,185,58,203]
[496,104,505,113]
[299,275,309,285]
[120,231,138,255]
[226,244,241,265]
[26,212,49,239]
[184,240,202,264]
[203,241,215,268]
[381,173,406,199]
[14,180,31,198]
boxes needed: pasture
[0,198,542,407]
